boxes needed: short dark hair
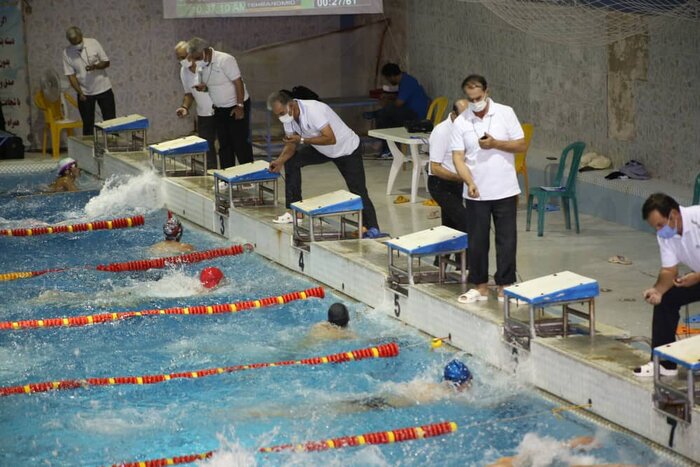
[642,193,679,220]
[461,74,488,90]
[381,63,401,77]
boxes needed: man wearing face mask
[186,37,252,168]
[174,41,218,169]
[62,26,115,136]
[635,193,700,377]
[451,75,526,303]
[266,91,381,237]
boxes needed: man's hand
[282,134,301,144]
[193,83,208,92]
[467,182,480,199]
[176,107,189,118]
[85,65,94,72]
[78,93,87,102]
[269,158,284,173]
[643,287,662,305]
[478,133,497,150]
[674,272,700,288]
[231,106,244,120]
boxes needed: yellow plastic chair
[426,96,448,126]
[33,90,82,159]
[515,123,534,197]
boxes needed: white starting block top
[291,190,362,216]
[504,271,599,305]
[149,135,208,156]
[385,226,467,255]
[95,114,149,132]
[212,160,280,183]
[654,335,700,371]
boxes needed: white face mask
[73,41,84,51]
[180,58,190,68]
[469,97,488,113]
[278,112,294,124]
[195,59,208,69]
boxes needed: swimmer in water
[150,216,195,255]
[306,303,357,341]
[48,157,80,192]
[199,266,225,291]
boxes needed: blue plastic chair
[526,141,586,237]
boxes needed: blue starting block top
[654,334,700,371]
[291,190,362,216]
[149,135,208,156]
[95,114,149,132]
[385,226,467,255]
[504,271,599,305]
[212,160,280,183]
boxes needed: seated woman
[48,158,80,192]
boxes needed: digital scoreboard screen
[164,0,383,18]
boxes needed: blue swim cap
[443,359,471,385]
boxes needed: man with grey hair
[174,41,218,169]
[186,37,252,168]
[267,91,381,237]
[62,26,115,136]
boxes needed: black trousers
[213,98,253,168]
[375,103,418,129]
[284,144,379,230]
[197,115,218,169]
[78,88,116,136]
[651,283,700,368]
[464,196,517,285]
[428,175,467,233]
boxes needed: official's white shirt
[62,37,112,96]
[198,49,249,108]
[450,100,524,200]
[180,65,214,117]
[283,99,359,158]
[428,114,457,175]
[659,205,700,272]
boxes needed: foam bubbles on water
[199,432,257,467]
[510,432,598,466]
[84,170,164,218]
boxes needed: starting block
[149,135,209,177]
[94,114,149,158]
[653,335,700,423]
[503,271,598,348]
[385,226,467,291]
[291,190,363,250]
[213,161,280,216]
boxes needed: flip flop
[394,195,410,204]
[608,255,632,265]
[458,289,488,304]
[422,199,439,207]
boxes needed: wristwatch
[235,103,244,108]
[300,137,305,144]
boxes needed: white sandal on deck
[458,289,488,304]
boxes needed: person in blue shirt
[366,63,431,157]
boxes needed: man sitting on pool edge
[150,216,195,255]
[48,157,80,192]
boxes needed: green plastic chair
[693,172,700,205]
[526,141,586,237]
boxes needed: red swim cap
[200,267,224,289]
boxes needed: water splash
[511,432,599,466]
[84,171,164,218]
[199,432,257,467]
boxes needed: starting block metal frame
[291,190,363,251]
[149,136,209,177]
[94,114,149,158]
[503,271,598,348]
[213,161,280,216]
[653,335,700,424]
[385,226,467,293]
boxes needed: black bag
[404,119,433,133]
[0,131,24,160]
[280,86,321,101]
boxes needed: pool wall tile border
[72,140,699,464]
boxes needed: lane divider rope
[0,215,145,237]
[0,342,399,397]
[0,287,325,331]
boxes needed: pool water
[0,172,673,466]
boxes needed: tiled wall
[395,0,700,187]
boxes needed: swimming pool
[0,171,674,466]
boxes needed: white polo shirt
[180,65,214,117]
[450,100,524,200]
[283,99,359,158]
[198,49,249,108]
[658,205,700,272]
[62,37,112,96]
[428,113,457,175]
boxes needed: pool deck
[38,137,700,463]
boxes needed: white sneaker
[633,361,678,378]
[272,212,294,224]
